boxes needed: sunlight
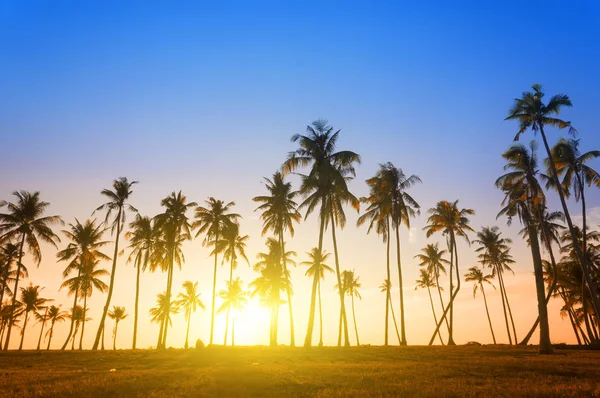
[229,297,271,346]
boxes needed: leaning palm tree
[57,219,110,350]
[415,269,443,345]
[214,223,249,345]
[0,191,62,350]
[126,214,161,349]
[282,119,360,348]
[301,247,333,347]
[18,284,50,350]
[69,305,90,350]
[379,279,401,344]
[44,305,68,350]
[464,266,497,344]
[175,281,205,349]
[92,177,137,350]
[253,171,301,346]
[193,198,240,346]
[506,84,600,318]
[342,270,362,346]
[218,277,248,346]
[424,200,474,345]
[0,243,26,318]
[108,306,127,350]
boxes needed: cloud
[571,206,600,229]
[408,227,417,243]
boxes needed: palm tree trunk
[568,308,582,345]
[447,234,456,345]
[480,283,497,344]
[79,295,87,350]
[3,233,26,350]
[274,290,280,346]
[47,321,55,350]
[185,314,191,349]
[92,207,123,350]
[427,286,444,345]
[37,307,48,350]
[224,256,234,346]
[539,126,600,318]
[389,294,401,344]
[71,322,79,350]
[317,277,323,347]
[384,218,391,346]
[232,318,235,346]
[101,326,105,350]
[337,304,342,347]
[351,294,359,346]
[395,224,407,345]
[132,255,144,349]
[61,269,81,351]
[280,233,295,347]
[330,213,350,347]
[434,268,450,338]
[113,321,118,350]
[499,271,518,343]
[496,267,513,344]
[209,228,219,346]
[18,311,29,350]
[304,208,326,348]
[156,316,164,349]
[162,260,175,348]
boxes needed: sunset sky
[1,1,600,349]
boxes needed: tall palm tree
[18,284,50,350]
[61,260,108,350]
[44,305,68,350]
[342,270,362,346]
[464,266,497,344]
[301,247,333,346]
[150,292,179,347]
[0,243,27,333]
[0,191,61,350]
[496,142,553,354]
[252,238,292,346]
[424,200,474,345]
[57,219,110,350]
[253,171,301,346]
[108,306,127,350]
[414,243,450,339]
[506,84,600,318]
[218,277,248,346]
[126,215,161,349]
[154,191,196,349]
[283,119,360,348]
[214,223,249,345]
[92,177,137,350]
[175,281,205,349]
[415,269,443,345]
[194,198,240,346]
[379,280,401,344]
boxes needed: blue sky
[1,1,599,348]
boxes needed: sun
[228,297,271,346]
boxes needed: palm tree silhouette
[18,284,50,350]
[253,171,301,346]
[108,306,127,350]
[379,280,401,344]
[150,292,179,347]
[126,215,161,349]
[283,119,360,348]
[424,200,474,345]
[44,305,68,350]
[57,218,109,350]
[0,243,26,331]
[464,266,497,344]
[506,84,600,320]
[301,247,333,346]
[496,141,552,354]
[194,198,240,346]
[218,277,248,346]
[341,270,362,346]
[415,268,443,345]
[175,281,205,349]
[0,300,23,345]
[69,305,91,350]
[91,177,137,350]
[0,191,61,350]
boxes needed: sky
[1,0,600,349]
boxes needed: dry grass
[1,345,599,397]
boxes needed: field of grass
[1,345,599,397]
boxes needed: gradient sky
[1,1,600,349]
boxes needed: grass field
[1,345,599,397]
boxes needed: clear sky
[1,1,599,349]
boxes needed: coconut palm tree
[194,198,240,346]
[424,200,474,345]
[301,247,333,347]
[175,281,205,349]
[91,177,137,350]
[218,277,248,346]
[213,223,249,345]
[414,243,450,340]
[69,305,90,350]
[379,279,401,344]
[0,300,23,345]
[150,292,179,347]
[153,191,196,349]
[17,284,50,350]
[496,142,553,354]
[0,243,27,329]
[282,119,360,348]
[415,268,443,345]
[0,191,61,350]
[506,84,600,319]
[57,219,110,350]
[465,266,497,344]
[44,305,68,350]
[342,270,362,346]
[126,214,161,349]
[253,171,301,346]
[108,306,127,350]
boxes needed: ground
[1,346,599,397]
